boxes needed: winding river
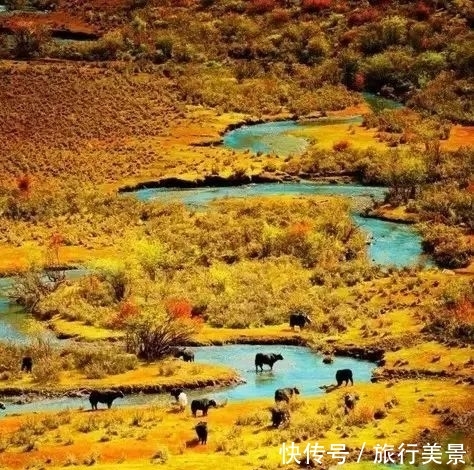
[223,92,403,157]
[0,93,429,413]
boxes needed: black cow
[275,387,300,403]
[191,398,217,417]
[170,388,184,401]
[289,313,311,330]
[0,402,5,410]
[336,369,353,386]
[89,390,124,410]
[255,353,283,373]
[195,421,208,444]
[270,408,289,428]
[21,357,33,373]
[175,348,195,362]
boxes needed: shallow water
[0,269,88,343]
[0,345,374,415]
[223,93,400,157]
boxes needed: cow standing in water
[255,353,283,373]
[336,369,354,386]
[89,390,124,410]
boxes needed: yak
[89,390,124,410]
[255,353,283,373]
[289,313,311,330]
[195,421,208,444]
[270,408,290,428]
[174,348,195,362]
[274,387,300,403]
[191,398,217,417]
[336,369,354,386]
[21,357,33,373]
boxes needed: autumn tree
[11,22,50,59]
[125,308,200,361]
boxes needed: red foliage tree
[17,174,31,195]
[247,0,276,14]
[111,299,139,329]
[301,0,332,13]
[353,72,365,91]
[333,140,351,152]
[348,8,379,26]
[414,2,431,21]
[165,298,193,319]
[287,221,312,238]
[270,8,291,24]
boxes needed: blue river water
[222,92,402,157]
[0,344,374,414]
[133,182,429,268]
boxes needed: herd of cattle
[1,343,356,446]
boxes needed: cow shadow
[167,406,185,415]
[319,384,340,393]
[185,438,200,448]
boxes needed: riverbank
[0,379,471,469]
[0,361,242,400]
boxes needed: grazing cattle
[175,348,195,362]
[270,408,289,428]
[195,421,208,444]
[21,357,33,373]
[336,369,353,387]
[191,398,217,417]
[178,392,188,411]
[289,313,311,330]
[274,387,300,403]
[170,388,184,402]
[0,402,5,410]
[89,390,124,410]
[255,353,283,373]
[343,393,359,414]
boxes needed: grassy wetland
[0,0,473,469]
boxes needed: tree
[9,235,66,313]
[133,239,168,281]
[10,266,65,313]
[125,309,199,361]
[11,22,50,59]
[93,259,132,302]
[387,152,428,203]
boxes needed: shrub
[11,22,50,59]
[125,310,199,361]
[301,0,332,13]
[413,2,431,21]
[421,224,472,269]
[247,0,276,14]
[333,140,350,152]
[348,8,379,26]
[269,8,291,24]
